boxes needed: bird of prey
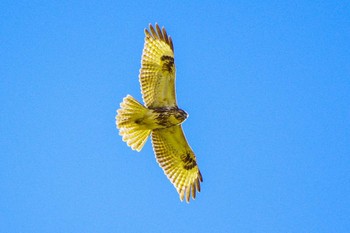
[116,24,203,203]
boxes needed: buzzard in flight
[116,24,203,203]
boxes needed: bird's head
[174,108,188,123]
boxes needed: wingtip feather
[144,23,174,52]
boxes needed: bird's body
[116,24,202,203]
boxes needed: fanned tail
[116,95,151,151]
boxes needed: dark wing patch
[161,55,175,73]
[181,152,197,170]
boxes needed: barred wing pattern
[151,125,203,202]
[139,24,177,108]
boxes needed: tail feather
[116,95,151,151]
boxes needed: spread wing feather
[151,125,203,202]
[140,24,177,108]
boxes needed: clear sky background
[1,1,349,232]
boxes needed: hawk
[116,24,203,203]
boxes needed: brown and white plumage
[116,24,202,203]
[152,126,202,202]
[140,24,176,108]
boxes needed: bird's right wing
[139,24,177,108]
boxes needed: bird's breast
[150,106,186,128]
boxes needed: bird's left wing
[151,125,203,202]
[139,24,177,108]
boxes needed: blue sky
[1,1,349,232]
